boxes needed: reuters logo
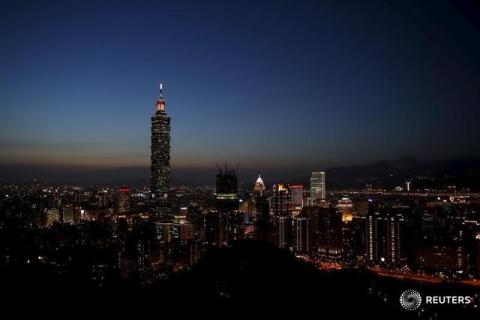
[400,290,422,311]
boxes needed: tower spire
[156,82,166,112]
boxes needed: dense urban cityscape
[4,166,480,284]
[2,85,480,318]
[2,0,480,318]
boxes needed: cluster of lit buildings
[1,86,480,287]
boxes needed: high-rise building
[151,83,171,221]
[215,166,239,212]
[366,207,407,265]
[290,184,304,215]
[97,190,108,208]
[73,188,81,205]
[253,175,271,241]
[62,205,75,224]
[276,215,292,250]
[227,212,245,242]
[310,171,326,205]
[343,215,367,263]
[271,184,292,217]
[203,210,223,246]
[316,207,343,259]
[253,174,266,196]
[116,187,130,214]
[293,215,309,253]
[215,166,240,245]
[253,175,269,220]
[271,184,293,249]
[155,222,194,244]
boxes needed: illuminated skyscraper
[253,175,271,241]
[97,190,108,208]
[253,174,266,195]
[316,207,343,259]
[73,188,81,205]
[215,165,239,212]
[310,171,325,205]
[271,184,292,217]
[290,184,304,215]
[277,215,292,249]
[293,215,309,253]
[215,165,240,245]
[271,184,293,249]
[151,83,171,220]
[116,187,130,214]
[366,206,407,266]
[203,210,222,246]
[62,205,76,224]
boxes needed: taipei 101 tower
[150,83,171,220]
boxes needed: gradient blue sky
[1,0,480,172]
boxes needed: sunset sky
[1,0,480,179]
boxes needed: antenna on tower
[159,82,164,98]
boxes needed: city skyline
[1,0,480,180]
[2,1,480,315]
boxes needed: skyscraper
[215,165,240,245]
[310,171,326,205]
[116,187,130,214]
[271,184,293,249]
[253,174,266,196]
[277,215,292,250]
[289,184,304,215]
[293,215,309,253]
[366,207,407,266]
[271,184,292,217]
[316,207,343,259]
[253,175,271,241]
[151,83,171,221]
[215,165,239,212]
